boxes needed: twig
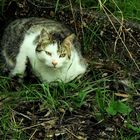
[13,110,32,120]
[22,123,42,130]
[98,0,140,72]
[29,129,38,140]
[68,0,78,35]
[64,128,80,139]
[79,0,85,40]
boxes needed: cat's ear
[39,28,52,41]
[40,28,48,37]
[64,33,76,43]
[63,34,76,59]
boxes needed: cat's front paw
[6,75,24,91]
[9,73,24,84]
[2,67,10,75]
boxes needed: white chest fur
[10,30,87,83]
[32,49,87,83]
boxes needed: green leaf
[117,102,132,115]
[127,123,140,133]
[106,100,132,116]
[106,101,117,115]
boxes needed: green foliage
[71,91,88,108]
[115,0,140,21]
[126,123,140,133]
[96,88,108,113]
[106,100,132,116]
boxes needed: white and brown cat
[1,17,87,83]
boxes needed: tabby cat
[1,17,87,83]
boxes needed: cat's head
[35,29,75,68]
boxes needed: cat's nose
[52,60,58,67]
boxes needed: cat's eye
[36,49,42,52]
[59,53,66,57]
[45,51,52,56]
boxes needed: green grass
[1,74,138,139]
[115,0,140,21]
[1,0,140,139]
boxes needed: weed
[106,100,132,116]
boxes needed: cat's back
[1,17,71,65]
[1,17,70,48]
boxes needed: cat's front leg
[10,54,28,83]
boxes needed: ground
[0,0,140,139]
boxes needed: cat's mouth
[45,62,63,69]
[47,65,60,69]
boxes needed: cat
[1,17,88,83]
